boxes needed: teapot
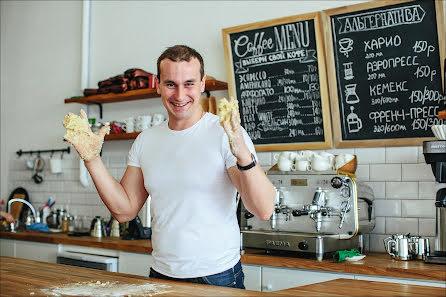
[90,216,106,238]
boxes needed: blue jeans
[149,260,245,289]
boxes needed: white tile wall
[385,218,419,235]
[386,182,418,199]
[6,145,442,253]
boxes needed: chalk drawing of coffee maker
[347,106,362,133]
[343,62,354,80]
[345,84,360,104]
[339,38,353,58]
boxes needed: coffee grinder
[423,140,446,264]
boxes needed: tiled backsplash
[7,146,443,253]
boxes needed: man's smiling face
[156,58,205,130]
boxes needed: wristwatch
[237,153,257,171]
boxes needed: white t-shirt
[127,113,256,278]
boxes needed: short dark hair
[157,45,204,80]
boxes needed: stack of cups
[124,117,135,133]
[136,115,152,131]
[152,113,166,126]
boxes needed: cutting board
[9,194,26,220]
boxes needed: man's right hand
[63,109,109,162]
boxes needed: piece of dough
[63,112,91,139]
[217,97,238,125]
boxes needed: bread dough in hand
[217,97,245,157]
[63,109,109,161]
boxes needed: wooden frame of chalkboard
[322,0,445,148]
[222,12,333,152]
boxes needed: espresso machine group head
[423,140,446,265]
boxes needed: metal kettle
[90,216,106,238]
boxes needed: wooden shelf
[64,79,228,105]
[104,132,140,141]
[439,109,446,119]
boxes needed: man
[64,45,275,289]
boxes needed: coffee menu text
[229,19,326,145]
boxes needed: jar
[61,215,69,233]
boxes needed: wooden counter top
[241,249,446,282]
[275,278,446,296]
[0,231,153,253]
[1,257,444,297]
[0,257,266,296]
[1,231,445,282]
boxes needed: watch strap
[237,153,256,171]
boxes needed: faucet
[7,199,39,232]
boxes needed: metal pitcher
[383,234,412,260]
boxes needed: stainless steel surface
[90,216,105,238]
[411,237,430,260]
[384,235,412,261]
[437,207,446,253]
[423,140,446,154]
[239,172,374,260]
[422,140,446,264]
[7,199,38,228]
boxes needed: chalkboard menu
[222,13,333,151]
[323,0,445,147]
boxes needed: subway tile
[355,164,369,181]
[63,181,80,192]
[385,146,418,164]
[370,216,385,234]
[54,193,72,205]
[85,193,102,206]
[402,200,435,218]
[108,156,127,168]
[363,182,385,199]
[385,217,418,235]
[257,152,272,166]
[419,182,438,199]
[417,146,426,163]
[386,182,418,199]
[369,234,389,253]
[374,200,401,217]
[45,181,64,193]
[70,193,86,205]
[327,148,355,155]
[402,164,436,182]
[362,233,370,253]
[354,147,385,164]
[370,164,401,182]
[418,218,436,237]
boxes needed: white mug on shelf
[277,157,295,172]
[295,160,312,172]
[312,154,331,171]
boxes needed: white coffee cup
[274,152,291,162]
[50,157,63,174]
[278,157,295,172]
[317,152,335,169]
[124,117,135,133]
[312,154,331,171]
[295,160,312,171]
[298,150,315,161]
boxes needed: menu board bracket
[222,12,333,152]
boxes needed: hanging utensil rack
[16,146,71,157]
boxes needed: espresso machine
[239,172,375,261]
[423,140,446,264]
